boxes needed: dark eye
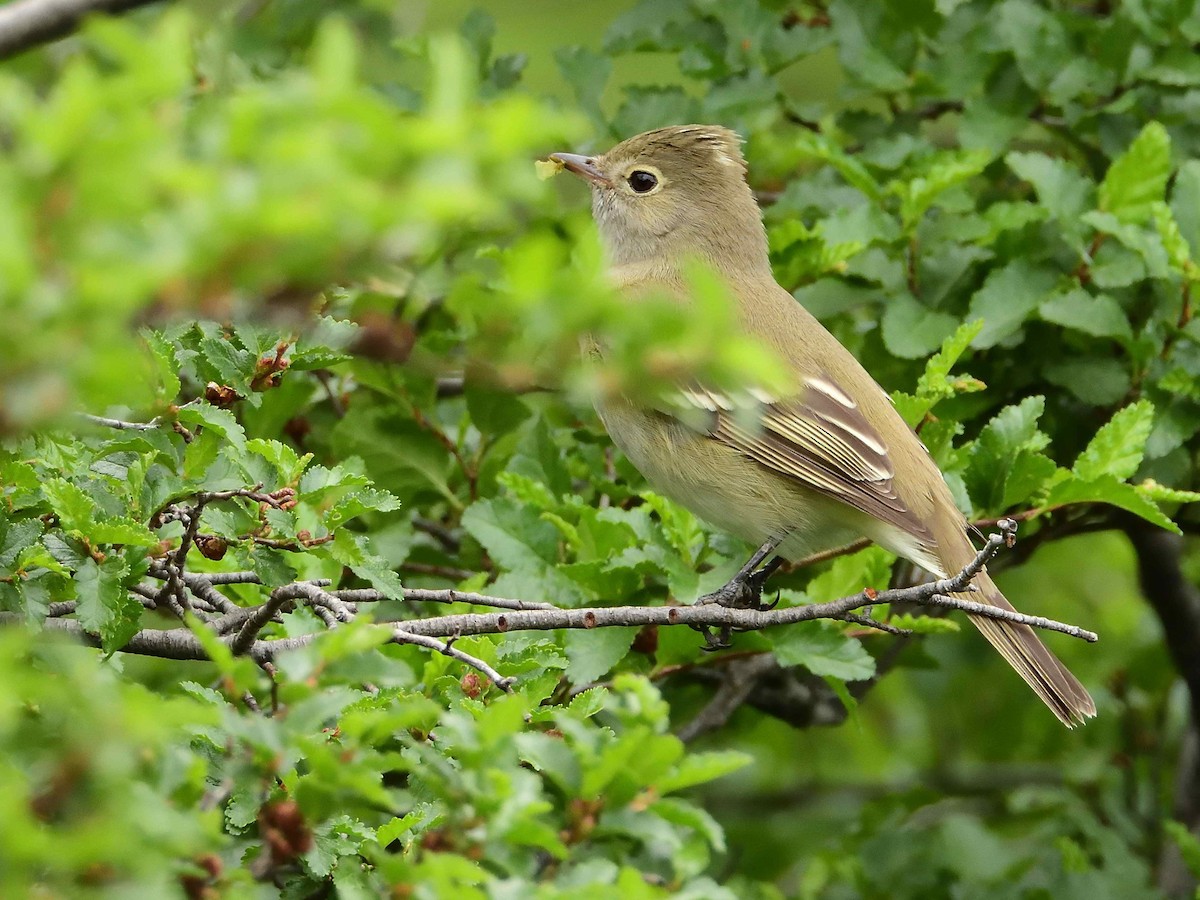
[627,170,658,193]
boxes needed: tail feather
[960,570,1096,727]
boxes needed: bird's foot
[694,561,780,611]
[690,542,785,649]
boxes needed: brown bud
[259,799,312,865]
[460,673,482,699]
[193,534,228,561]
[204,382,242,408]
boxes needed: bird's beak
[549,152,611,187]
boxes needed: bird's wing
[674,377,936,553]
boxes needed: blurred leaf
[1099,122,1172,225]
[770,623,876,681]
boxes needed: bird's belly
[598,400,865,560]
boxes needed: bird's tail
[955,567,1095,727]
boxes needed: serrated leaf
[1046,474,1178,532]
[324,487,403,530]
[142,329,182,402]
[1005,151,1093,223]
[881,294,959,359]
[43,478,96,532]
[1154,202,1195,273]
[895,320,986,425]
[965,396,1048,513]
[567,686,608,718]
[89,516,162,547]
[1099,121,1172,225]
[795,133,882,201]
[657,750,752,794]
[1136,480,1200,504]
[968,261,1056,349]
[75,557,141,653]
[0,519,43,568]
[650,797,727,852]
[770,623,876,681]
[377,804,440,847]
[176,402,246,451]
[327,531,405,599]
[1074,400,1155,482]
[1163,821,1200,879]
[199,335,254,390]
[249,545,298,587]
[224,788,259,833]
[887,613,961,634]
[247,439,313,484]
[891,149,992,229]
[563,627,636,684]
[1039,289,1132,340]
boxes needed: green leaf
[43,478,96,532]
[1005,151,1093,223]
[1039,289,1132,340]
[247,439,313,485]
[1045,475,1177,533]
[377,804,441,847]
[880,294,959,359]
[563,627,636,684]
[1073,400,1155,482]
[657,750,752,794]
[75,557,141,653]
[142,329,181,403]
[1163,821,1200,879]
[1099,122,1172,225]
[964,396,1049,513]
[0,519,44,569]
[794,134,882,201]
[893,320,986,425]
[995,0,1071,90]
[249,545,298,588]
[1170,160,1200,260]
[554,45,611,125]
[770,623,876,681]
[176,402,246,451]
[89,516,161,547]
[1042,357,1132,406]
[199,335,254,391]
[968,261,1056,349]
[327,532,405,599]
[891,149,992,230]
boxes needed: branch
[6,527,1095,708]
[0,0,167,59]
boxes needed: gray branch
[0,0,167,58]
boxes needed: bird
[548,124,1095,727]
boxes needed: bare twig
[0,0,167,59]
[412,516,461,553]
[677,655,778,742]
[81,412,162,431]
[389,627,514,690]
[8,526,1095,705]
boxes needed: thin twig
[390,627,514,690]
[80,413,162,431]
[0,0,166,59]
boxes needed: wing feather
[675,377,935,551]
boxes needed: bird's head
[550,125,769,275]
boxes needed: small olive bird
[550,125,1095,727]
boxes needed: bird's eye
[627,170,658,193]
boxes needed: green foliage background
[2,0,1200,897]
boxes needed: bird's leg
[692,536,787,650]
[696,536,786,609]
